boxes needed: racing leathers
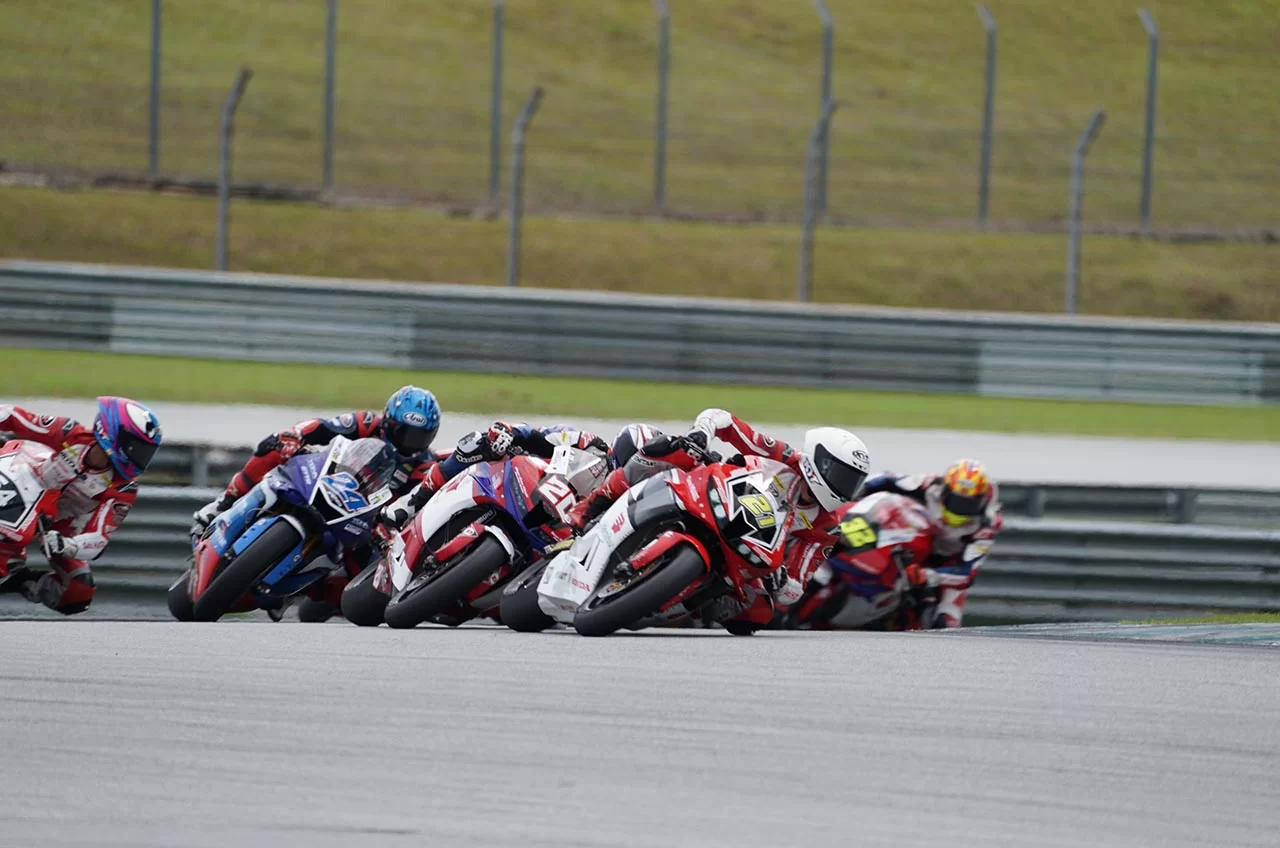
[856,472,1003,627]
[0,405,140,614]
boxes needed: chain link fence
[3,3,1277,233]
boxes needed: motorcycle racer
[562,408,871,630]
[190,385,444,541]
[188,386,442,621]
[854,458,1002,627]
[376,420,609,530]
[0,398,163,614]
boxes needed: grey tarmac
[2,622,1279,848]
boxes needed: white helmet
[797,427,871,512]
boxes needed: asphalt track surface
[13,397,1280,487]
[4,623,1280,848]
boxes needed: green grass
[4,186,1279,321]
[2,1,1277,230]
[5,347,1278,441]
[1125,613,1280,624]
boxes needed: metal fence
[89,488,1280,626]
[145,442,1280,529]
[5,2,1278,234]
[4,260,1279,404]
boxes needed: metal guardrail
[86,488,1280,625]
[143,444,1280,529]
[4,260,1279,404]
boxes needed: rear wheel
[192,522,302,622]
[499,562,555,633]
[167,570,195,622]
[573,546,706,638]
[340,562,389,627]
[384,536,510,630]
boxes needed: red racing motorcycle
[515,456,796,637]
[341,446,605,628]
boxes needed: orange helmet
[939,459,992,528]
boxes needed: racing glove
[486,421,516,457]
[378,495,416,533]
[255,429,303,459]
[42,530,81,560]
[904,563,940,605]
[190,492,236,545]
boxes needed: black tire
[339,562,388,627]
[499,562,555,633]
[192,521,303,622]
[167,569,195,622]
[573,546,706,638]
[383,536,509,630]
[297,597,337,623]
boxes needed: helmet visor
[813,443,868,502]
[119,431,160,474]
[941,486,985,519]
[386,419,437,457]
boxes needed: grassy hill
[3,1,1278,230]
[5,186,1278,321]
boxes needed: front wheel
[499,562,555,633]
[192,521,302,622]
[573,546,707,638]
[167,569,195,622]
[384,536,510,630]
[340,562,389,627]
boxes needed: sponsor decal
[851,449,870,465]
[337,413,356,428]
[610,513,626,533]
[401,411,428,427]
[37,415,56,427]
[110,503,131,523]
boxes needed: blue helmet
[93,396,163,482]
[383,385,440,460]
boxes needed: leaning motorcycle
[0,441,68,585]
[344,445,604,629]
[781,491,938,630]
[170,436,395,622]
[510,456,795,637]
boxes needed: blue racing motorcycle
[169,436,395,622]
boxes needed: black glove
[683,430,709,452]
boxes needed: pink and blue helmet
[92,396,163,482]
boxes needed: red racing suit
[0,405,139,614]
[856,472,1003,627]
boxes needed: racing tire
[499,562,555,633]
[167,569,195,622]
[191,522,303,622]
[573,545,706,638]
[340,562,388,627]
[384,536,509,630]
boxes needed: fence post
[322,0,337,191]
[652,0,670,215]
[975,4,997,229]
[798,99,838,302]
[1065,108,1106,314]
[811,0,834,216]
[1138,8,1159,235]
[149,0,162,176]
[506,87,544,288]
[488,0,505,205]
[215,68,253,273]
